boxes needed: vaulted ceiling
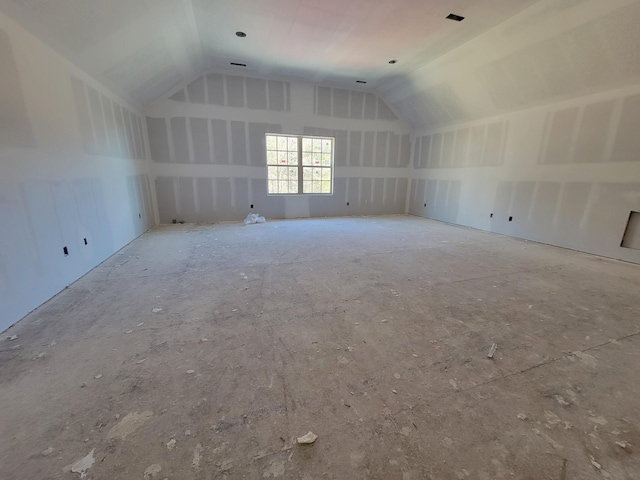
[0,0,543,110]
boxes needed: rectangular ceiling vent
[446,13,465,22]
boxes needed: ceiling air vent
[446,13,465,22]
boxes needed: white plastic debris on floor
[297,431,318,444]
[244,213,266,225]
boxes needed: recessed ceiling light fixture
[356,80,367,84]
[388,59,397,64]
[446,13,465,21]
[230,62,247,67]
[235,31,247,37]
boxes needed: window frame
[265,133,334,196]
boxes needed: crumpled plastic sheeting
[244,213,266,225]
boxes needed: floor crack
[430,329,640,402]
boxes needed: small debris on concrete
[394,373,401,379]
[192,443,203,471]
[166,438,176,450]
[125,330,133,334]
[143,463,162,479]
[94,374,103,379]
[554,395,570,406]
[107,411,153,440]
[42,447,54,457]
[615,441,630,449]
[487,343,497,359]
[70,449,95,478]
[588,415,608,426]
[136,358,147,364]
[186,370,195,374]
[7,335,18,341]
[137,322,144,327]
[297,431,318,444]
[590,456,601,470]
[412,354,419,358]
[544,410,562,427]
[185,430,192,436]
[201,338,209,342]
[381,319,388,323]
[517,413,528,421]
[152,308,163,313]
[392,389,397,394]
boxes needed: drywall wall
[0,10,154,330]
[145,74,411,222]
[401,0,640,263]
[0,0,203,107]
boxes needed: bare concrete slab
[1,215,639,479]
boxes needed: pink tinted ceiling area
[0,0,543,119]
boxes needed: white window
[266,134,333,195]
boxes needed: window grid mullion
[297,136,303,194]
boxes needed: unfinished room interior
[2,0,640,478]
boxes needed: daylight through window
[266,134,333,195]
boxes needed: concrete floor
[1,215,640,480]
